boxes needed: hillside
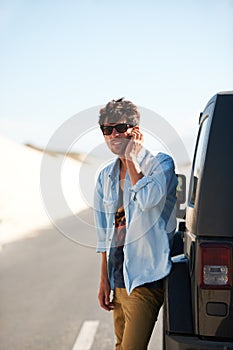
[0,137,88,245]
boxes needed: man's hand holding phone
[125,126,144,161]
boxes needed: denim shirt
[94,148,178,295]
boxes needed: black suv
[164,92,233,349]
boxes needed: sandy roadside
[0,136,89,247]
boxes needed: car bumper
[165,334,233,350]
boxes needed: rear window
[189,115,210,206]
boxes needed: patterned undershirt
[111,204,126,288]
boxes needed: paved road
[0,209,162,350]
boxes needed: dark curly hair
[98,98,140,126]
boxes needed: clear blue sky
[1,0,233,154]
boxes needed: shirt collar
[108,157,121,181]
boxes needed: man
[94,98,178,350]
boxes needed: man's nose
[111,127,120,137]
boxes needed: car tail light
[198,243,233,289]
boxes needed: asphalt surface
[0,209,162,350]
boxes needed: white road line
[72,320,99,350]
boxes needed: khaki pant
[113,287,164,350]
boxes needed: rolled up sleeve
[130,150,177,211]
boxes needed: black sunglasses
[100,123,134,136]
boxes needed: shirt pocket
[103,197,118,214]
